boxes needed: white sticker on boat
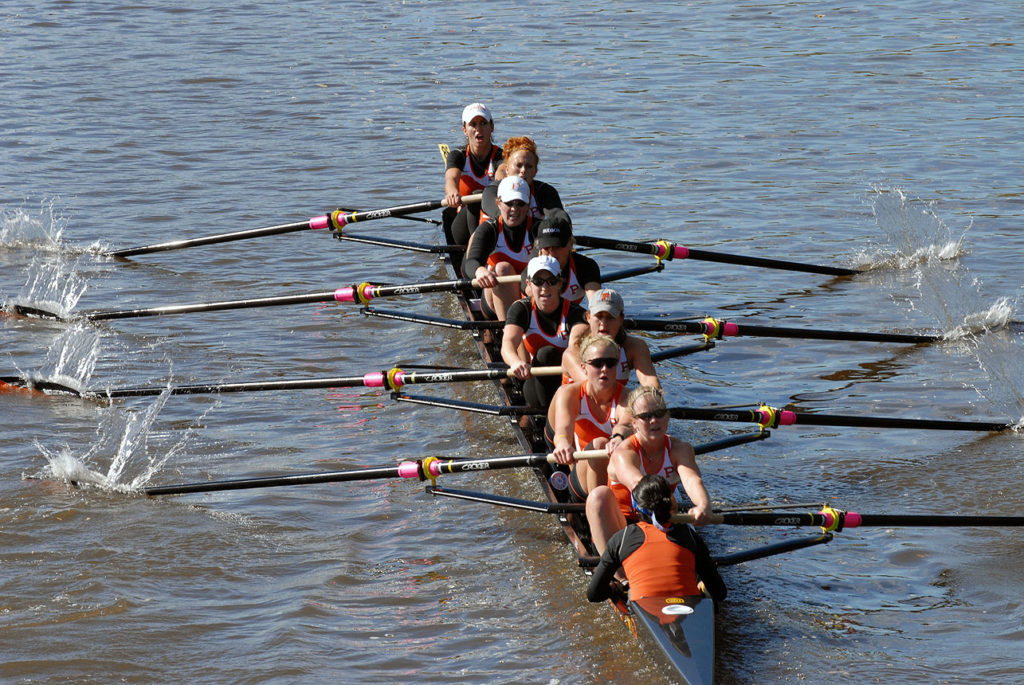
[549,471,569,491]
[662,604,694,616]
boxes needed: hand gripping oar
[105,194,481,258]
[668,403,1015,432]
[12,275,521,322]
[28,365,564,399]
[143,449,606,496]
[670,507,1024,530]
[573,234,861,277]
[626,316,940,345]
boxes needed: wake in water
[34,390,221,493]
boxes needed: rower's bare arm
[608,442,645,491]
[563,323,589,383]
[627,337,661,389]
[673,441,711,525]
[444,167,462,208]
[549,385,581,464]
[500,324,531,377]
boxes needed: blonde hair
[578,333,619,362]
[627,385,666,413]
[503,136,539,165]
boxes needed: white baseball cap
[461,103,492,124]
[527,255,561,280]
[496,176,530,204]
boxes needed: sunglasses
[634,408,668,421]
[530,275,562,287]
[584,357,618,370]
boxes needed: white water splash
[0,199,103,255]
[853,187,968,270]
[2,254,88,319]
[872,190,1024,427]
[7,324,98,395]
[0,199,68,252]
[37,390,221,493]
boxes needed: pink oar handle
[309,215,331,230]
[333,284,376,303]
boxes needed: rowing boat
[425,231,719,683]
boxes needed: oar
[11,275,521,322]
[574,234,861,277]
[144,449,606,496]
[627,316,940,345]
[336,206,440,226]
[671,507,1024,530]
[105,194,481,258]
[668,403,1015,432]
[3,365,564,399]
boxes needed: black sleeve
[446,146,467,171]
[572,253,601,286]
[461,221,499,277]
[480,182,499,217]
[587,525,645,602]
[504,298,531,330]
[566,302,587,330]
[673,526,728,603]
[533,181,563,211]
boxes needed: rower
[586,473,727,603]
[586,386,711,555]
[500,255,586,408]
[523,209,601,307]
[563,288,659,388]
[444,103,503,246]
[545,333,632,500]
[464,175,536,321]
[478,136,563,226]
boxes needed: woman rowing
[546,333,632,499]
[444,103,502,246]
[587,386,711,555]
[563,288,659,388]
[478,136,562,227]
[586,473,726,603]
[463,175,536,321]
[525,209,601,306]
[501,255,586,408]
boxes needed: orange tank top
[485,216,533,272]
[621,522,700,598]
[609,435,676,520]
[522,298,571,361]
[458,145,500,196]
[573,380,627,450]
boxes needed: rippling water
[3,2,1024,683]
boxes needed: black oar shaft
[87,292,338,321]
[695,511,1024,528]
[106,194,479,258]
[627,318,939,344]
[574,234,860,276]
[730,323,938,344]
[99,366,562,399]
[791,412,1010,432]
[680,246,861,277]
[78,274,517,321]
[108,219,318,257]
[668,406,1012,432]
[144,450,599,496]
